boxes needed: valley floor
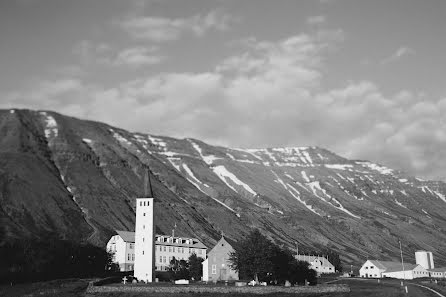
[1,278,445,297]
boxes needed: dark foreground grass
[0,278,90,297]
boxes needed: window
[163,246,166,252]
[143,213,145,216]
[169,247,172,253]
[198,249,202,254]
[132,254,134,261]
[163,256,166,263]
[142,251,144,255]
[140,201,142,206]
[159,256,162,263]
[143,237,145,242]
[128,254,130,261]
[129,243,134,249]
[212,264,217,274]
[143,225,145,229]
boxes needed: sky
[1,0,446,181]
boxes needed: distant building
[295,254,335,275]
[106,231,207,272]
[202,237,239,282]
[359,260,429,279]
[428,267,446,279]
[415,250,435,269]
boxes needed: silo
[415,251,435,269]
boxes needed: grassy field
[2,278,445,297]
[0,279,90,297]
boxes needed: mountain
[1,109,446,267]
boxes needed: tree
[288,260,317,285]
[228,229,275,282]
[168,257,190,280]
[188,253,204,281]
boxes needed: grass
[0,278,90,297]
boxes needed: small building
[359,260,429,279]
[106,231,207,272]
[429,267,446,279]
[295,254,336,275]
[202,237,239,282]
[107,230,136,271]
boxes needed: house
[295,254,336,275]
[107,230,136,271]
[202,237,239,282]
[429,267,446,279]
[359,260,429,279]
[106,231,207,272]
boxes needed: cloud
[114,47,165,67]
[3,32,445,181]
[119,10,235,42]
[307,15,326,25]
[73,41,164,67]
[381,46,415,64]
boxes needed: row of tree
[228,230,318,285]
[0,237,113,284]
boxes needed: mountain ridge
[1,108,445,267]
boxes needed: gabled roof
[367,260,420,273]
[207,237,234,256]
[116,230,135,243]
[428,267,446,272]
[295,255,335,268]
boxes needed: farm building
[429,267,446,279]
[295,254,335,275]
[359,260,429,279]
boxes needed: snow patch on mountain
[183,164,209,188]
[213,165,256,195]
[394,199,407,208]
[82,138,92,144]
[301,171,310,182]
[110,129,132,146]
[357,161,393,175]
[40,112,58,138]
[287,183,321,216]
[10,109,15,114]
[325,164,353,170]
[148,135,166,147]
[307,181,360,219]
[433,190,446,202]
[167,158,181,171]
[189,140,221,165]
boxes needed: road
[333,278,445,297]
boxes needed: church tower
[134,170,155,282]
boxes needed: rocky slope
[1,109,445,267]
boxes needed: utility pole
[399,239,408,293]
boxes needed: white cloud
[3,32,445,181]
[381,46,415,64]
[307,15,326,25]
[119,10,235,42]
[114,47,165,67]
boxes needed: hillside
[1,109,445,267]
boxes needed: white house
[106,230,135,271]
[107,231,207,272]
[359,260,429,280]
[295,255,335,275]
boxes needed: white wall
[202,259,209,281]
[359,260,384,278]
[134,198,154,282]
[107,235,128,271]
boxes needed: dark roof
[116,230,135,243]
[428,267,446,272]
[207,237,234,255]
